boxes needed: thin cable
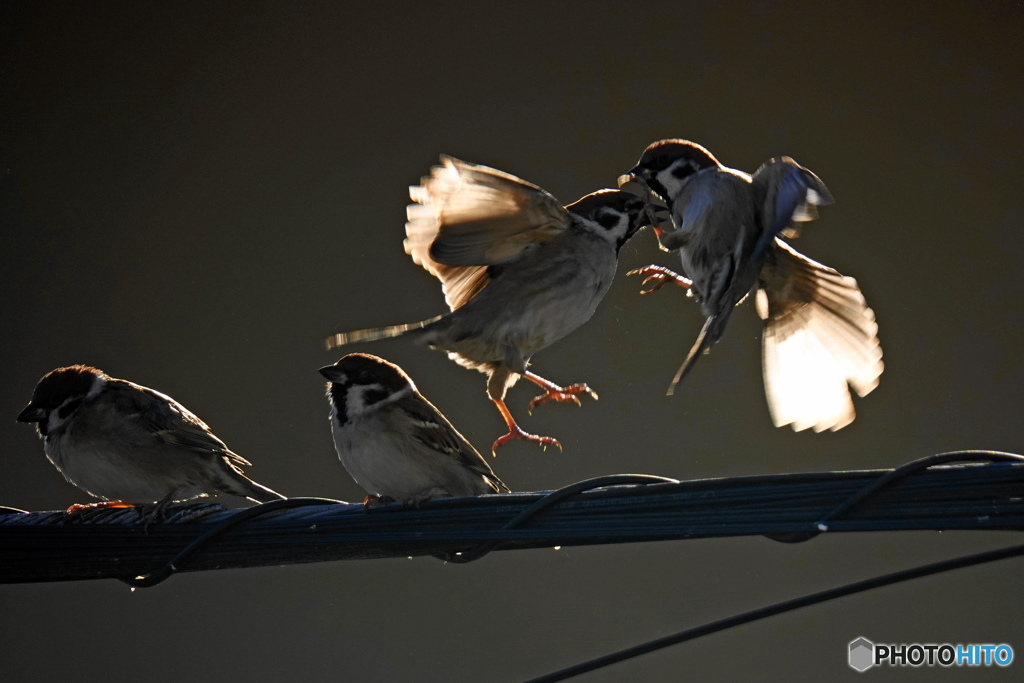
[524,542,1024,683]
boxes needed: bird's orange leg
[65,501,136,514]
[62,500,137,525]
[490,397,562,457]
[523,371,599,413]
[627,265,693,295]
[363,494,394,511]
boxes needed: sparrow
[16,365,285,516]
[320,353,509,506]
[326,156,653,454]
[620,139,883,431]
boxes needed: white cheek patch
[345,383,384,416]
[44,409,67,435]
[46,375,104,433]
[605,215,629,243]
[45,395,83,434]
[656,166,685,198]
[345,384,412,416]
[658,158,709,200]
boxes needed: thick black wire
[817,450,1024,527]
[120,497,347,587]
[117,451,1024,585]
[766,450,1024,543]
[121,477,679,585]
[523,542,1024,683]
[436,474,679,563]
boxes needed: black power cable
[436,474,679,563]
[523,542,1024,682]
[119,451,1024,585]
[121,497,346,587]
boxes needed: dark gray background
[2,2,1022,680]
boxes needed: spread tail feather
[324,315,445,351]
[666,316,716,396]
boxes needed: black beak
[17,403,46,423]
[319,365,345,382]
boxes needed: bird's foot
[62,500,137,525]
[527,382,599,413]
[491,426,563,457]
[66,501,136,514]
[362,494,395,511]
[627,265,693,295]
[522,371,598,414]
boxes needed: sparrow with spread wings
[620,139,883,432]
[326,157,653,454]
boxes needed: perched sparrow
[17,365,284,515]
[326,156,652,454]
[320,353,509,505]
[620,139,883,431]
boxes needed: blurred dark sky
[2,2,1023,680]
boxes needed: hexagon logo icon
[849,637,875,672]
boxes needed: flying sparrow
[320,353,509,506]
[326,156,652,454]
[620,139,883,431]
[17,365,284,516]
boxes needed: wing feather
[112,382,243,463]
[752,157,834,247]
[397,393,509,493]
[403,156,570,311]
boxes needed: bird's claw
[627,265,692,295]
[362,494,393,511]
[491,427,563,457]
[527,383,599,414]
[62,500,138,525]
[66,501,136,514]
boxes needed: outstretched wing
[404,156,570,311]
[752,157,834,251]
[757,240,883,432]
